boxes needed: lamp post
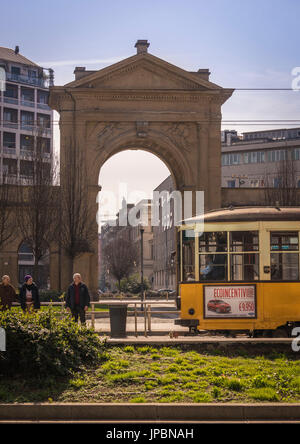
[140,227,144,311]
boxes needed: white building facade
[0,46,53,184]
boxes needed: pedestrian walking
[66,273,90,324]
[19,275,41,312]
[0,275,16,310]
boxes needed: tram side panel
[261,282,300,330]
[179,282,300,333]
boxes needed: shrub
[38,291,64,303]
[0,307,106,376]
[123,346,135,353]
[226,378,245,392]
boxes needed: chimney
[74,66,86,80]
[196,69,210,81]
[15,46,19,55]
[135,40,150,54]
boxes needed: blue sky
[2,0,300,219]
[2,0,299,129]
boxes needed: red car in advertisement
[207,299,231,314]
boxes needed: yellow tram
[175,207,300,337]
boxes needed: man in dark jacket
[66,273,90,324]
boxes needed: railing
[3,121,18,129]
[6,72,46,88]
[21,100,35,108]
[3,174,18,184]
[37,103,51,110]
[20,149,34,158]
[20,123,34,131]
[3,146,16,155]
[3,97,18,105]
[11,300,179,337]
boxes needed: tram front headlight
[188,308,195,315]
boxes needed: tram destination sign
[203,285,257,319]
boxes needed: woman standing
[0,275,16,310]
[19,275,40,312]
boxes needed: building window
[21,87,35,105]
[244,151,265,164]
[273,177,282,188]
[227,180,236,188]
[37,90,48,104]
[21,111,34,130]
[293,148,300,160]
[222,153,241,166]
[11,66,21,76]
[267,150,286,162]
[3,132,16,149]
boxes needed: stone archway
[49,40,233,292]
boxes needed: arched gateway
[49,40,233,293]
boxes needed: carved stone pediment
[65,53,222,91]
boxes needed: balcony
[2,174,18,185]
[6,72,45,88]
[37,102,51,110]
[3,120,18,129]
[3,146,17,156]
[20,149,34,159]
[19,175,34,185]
[20,123,34,131]
[4,97,18,105]
[21,99,35,108]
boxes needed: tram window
[199,253,227,281]
[271,232,299,251]
[182,232,195,281]
[270,253,299,281]
[199,232,227,253]
[230,231,259,252]
[231,254,259,281]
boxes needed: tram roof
[183,206,300,224]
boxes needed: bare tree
[264,156,299,206]
[59,137,96,273]
[16,127,59,286]
[0,173,17,254]
[103,237,138,289]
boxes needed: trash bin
[109,304,128,338]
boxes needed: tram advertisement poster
[203,285,256,318]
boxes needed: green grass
[1,345,299,403]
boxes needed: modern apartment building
[0,46,53,184]
[222,127,300,188]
